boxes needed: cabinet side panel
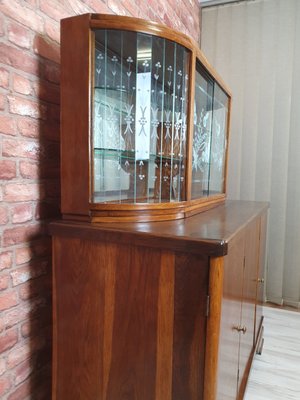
[61,15,91,216]
[172,254,209,400]
[105,245,161,400]
[53,236,110,399]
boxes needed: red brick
[0,0,44,33]
[7,336,45,369]
[11,203,33,224]
[24,0,37,7]
[83,0,111,13]
[107,0,127,15]
[64,0,91,14]
[3,138,41,160]
[33,35,60,63]
[18,274,51,300]
[2,298,45,329]
[39,0,69,21]
[8,95,47,120]
[0,252,13,271]
[0,43,38,75]
[0,358,5,375]
[0,67,9,89]
[0,115,17,136]
[122,0,139,16]
[0,376,12,397]
[10,262,47,286]
[16,247,32,265]
[16,239,51,265]
[0,291,18,312]
[7,379,30,400]
[13,74,32,95]
[0,15,4,36]
[0,274,10,290]
[3,224,43,247]
[21,311,52,338]
[17,117,39,138]
[8,21,32,49]
[4,183,45,202]
[45,19,60,43]
[0,160,16,180]
[33,79,60,105]
[0,93,6,110]
[42,61,60,84]
[15,358,33,385]
[0,206,9,225]
[19,160,39,179]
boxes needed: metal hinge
[206,295,210,317]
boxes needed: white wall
[201,0,300,307]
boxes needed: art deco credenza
[51,14,268,400]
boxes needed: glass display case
[60,14,231,222]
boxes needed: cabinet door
[254,213,267,346]
[238,218,260,397]
[216,233,245,400]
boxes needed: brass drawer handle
[233,325,247,334]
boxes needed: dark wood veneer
[51,200,268,400]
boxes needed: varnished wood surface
[52,201,269,400]
[52,237,209,400]
[217,230,245,400]
[238,219,260,399]
[204,257,224,400]
[60,14,91,215]
[50,201,268,257]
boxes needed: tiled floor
[244,306,300,400]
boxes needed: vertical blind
[201,0,300,307]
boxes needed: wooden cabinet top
[50,200,268,257]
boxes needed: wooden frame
[61,14,232,222]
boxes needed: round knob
[257,278,265,283]
[233,325,247,334]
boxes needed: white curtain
[201,0,300,307]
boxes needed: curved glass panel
[92,29,190,204]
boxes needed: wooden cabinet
[55,15,268,400]
[60,14,231,222]
[50,200,268,400]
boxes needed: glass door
[191,62,229,199]
[92,29,190,204]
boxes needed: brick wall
[0,1,201,399]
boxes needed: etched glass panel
[209,83,229,194]
[92,30,190,204]
[191,63,229,199]
[191,63,213,199]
